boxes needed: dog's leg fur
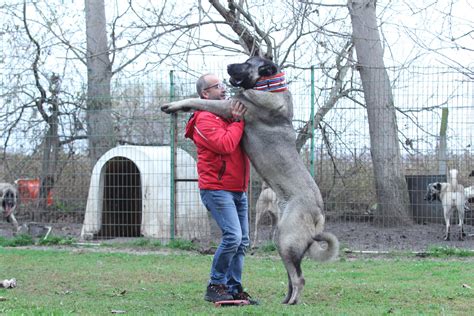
[448,169,465,240]
[279,246,305,304]
[6,213,19,234]
[161,98,233,118]
[458,206,465,239]
[443,205,451,241]
[457,197,466,240]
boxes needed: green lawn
[1,247,473,315]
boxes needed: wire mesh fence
[1,65,473,251]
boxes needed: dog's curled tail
[307,232,339,262]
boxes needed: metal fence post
[438,107,448,175]
[169,70,176,240]
[310,66,315,177]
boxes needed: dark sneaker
[204,284,234,302]
[233,290,260,305]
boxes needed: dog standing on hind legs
[424,169,466,241]
[162,56,339,305]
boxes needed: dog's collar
[253,72,288,92]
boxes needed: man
[185,73,257,304]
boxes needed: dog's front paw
[161,103,179,113]
[161,100,192,113]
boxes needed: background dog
[464,185,474,201]
[1,182,20,234]
[424,169,466,240]
[253,182,281,246]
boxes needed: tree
[84,0,115,165]
[20,1,90,210]
[348,0,411,226]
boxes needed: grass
[1,246,473,315]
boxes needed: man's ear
[259,64,278,76]
[200,90,209,99]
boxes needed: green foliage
[1,248,473,315]
[166,239,197,251]
[0,234,34,247]
[425,245,474,257]
[258,241,278,253]
[38,235,75,246]
[130,238,152,247]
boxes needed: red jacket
[185,111,250,192]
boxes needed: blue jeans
[200,190,250,294]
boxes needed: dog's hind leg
[282,272,293,304]
[7,213,19,236]
[458,207,465,240]
[253,210,260,248]
[444,215,451,241]
[279,246,305,305]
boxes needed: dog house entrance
[97,157,142,238]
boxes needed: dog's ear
[435,183,442,190]
[259,63,278,76]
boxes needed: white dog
[424,169,466,240]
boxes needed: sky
[0,0,473,157]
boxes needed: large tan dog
[254,182,281,245]
[162,56,339,304]
[1,182,19,234]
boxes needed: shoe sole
[205,295,233,302]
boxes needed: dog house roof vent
[81,145,209,240]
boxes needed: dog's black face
[227,56,279,89]
[1,188,17,218]
[424,182,442,202]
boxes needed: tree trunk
[38,74,61,210]
[85,0,115,165]
[348,0,412,226]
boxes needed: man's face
[202,75,226,100]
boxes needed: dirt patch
[1,220,474,253]
[325,221,474,252]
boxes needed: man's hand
[231,101,247,122]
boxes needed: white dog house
[81,146,209,240]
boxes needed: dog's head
[0,184,18,218]
[227,56,279,89]
[424,182,442,202]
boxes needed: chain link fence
[1,65,473,251]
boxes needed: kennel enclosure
[81,145,210,240]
